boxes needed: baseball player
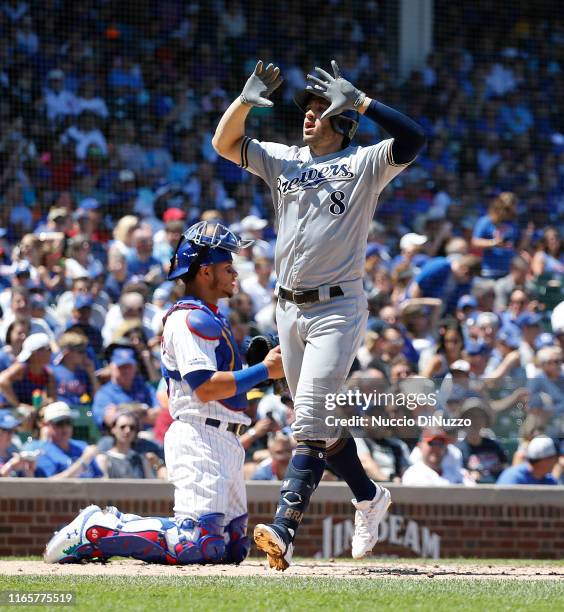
[213,60,426,569]
[44,221,284,565]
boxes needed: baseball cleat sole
[253,524,293,571]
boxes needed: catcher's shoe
[44,505,107,563]
[253,523,294,571]
[351,484,392,560]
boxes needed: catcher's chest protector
[163,297,247,411]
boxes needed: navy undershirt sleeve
[363,100,426,165]
[184,369,214,390]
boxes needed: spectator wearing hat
[398,298,442,358]
[44,69,78,124]
[455,295,478,325]
[153,220,183,272]
[456,398,507,483]
[527,347,564,414]
[66,294,104,358]
[92,348,159,430]
[0,333,56,409]
[515,311,543,372]
[0,410,35,477]
[95,409,162,479]
[402,428,470,486]
[29,293,60,337]
[390,233,430,274]
[497,435,559,485]
[407,254,482,315]
[52,332,98,406]
[485,325,527,388]
[0,260,35,315]
[55,276,106,331]
[111,319,161,384]
[494,256,535,311]
[472,192,521,279]
[33,401,102,479]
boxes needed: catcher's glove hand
[244,334,289,396]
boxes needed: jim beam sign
[317,514,441,559]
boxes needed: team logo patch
[277,164,355,196]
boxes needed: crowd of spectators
[0,1,562,485]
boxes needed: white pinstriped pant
[164,419,247,524]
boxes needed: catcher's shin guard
[224,513,251,564]
[175,513,226,564]
[93,517,179,565]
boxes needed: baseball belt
[278,285,344,305]
[205,417,247,436]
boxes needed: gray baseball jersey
[241,137,408,289]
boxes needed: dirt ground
[1,559,562,580]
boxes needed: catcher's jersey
[241,137,408,289]
[161,299,250,425]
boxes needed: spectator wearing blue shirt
[92,348,159,431]
[408,254,482,315]
[0,410,36,477]
[472,192,522,279]
[126,227,164,286]
[251,433,293,481]
[52,331,98,406]
[34,401,102,479]
[66,294,104,358]
[496,436,559,485]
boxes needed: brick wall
[0,480,562,559]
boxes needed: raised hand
[240,60,284,107]
[306,59,366,119]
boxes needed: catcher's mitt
[245,334,290,397]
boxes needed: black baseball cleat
[253,523,294,571]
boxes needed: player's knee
[224,513,251,564]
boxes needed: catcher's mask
[168,220,254,281]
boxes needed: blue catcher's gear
[224,513,251,564]
[44,506,228,566]
[293,89,359,146]
[168,221,254,281]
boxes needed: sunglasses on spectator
[543,359,562,365]
[117,423,137,432]
[427,440,447,448]
[52,419,72,428]
[0,428,14,434]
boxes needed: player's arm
[306,60,426,164]
[190,347,283,403]
[358,97,426,164]
[173,309,284,403]
[212,60,283,165]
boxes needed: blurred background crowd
[0,0,562,486]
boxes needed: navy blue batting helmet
[168,221,253,281]
[293,89,359,145]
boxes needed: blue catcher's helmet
[293,89,360,147]
[168,221,254,281]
